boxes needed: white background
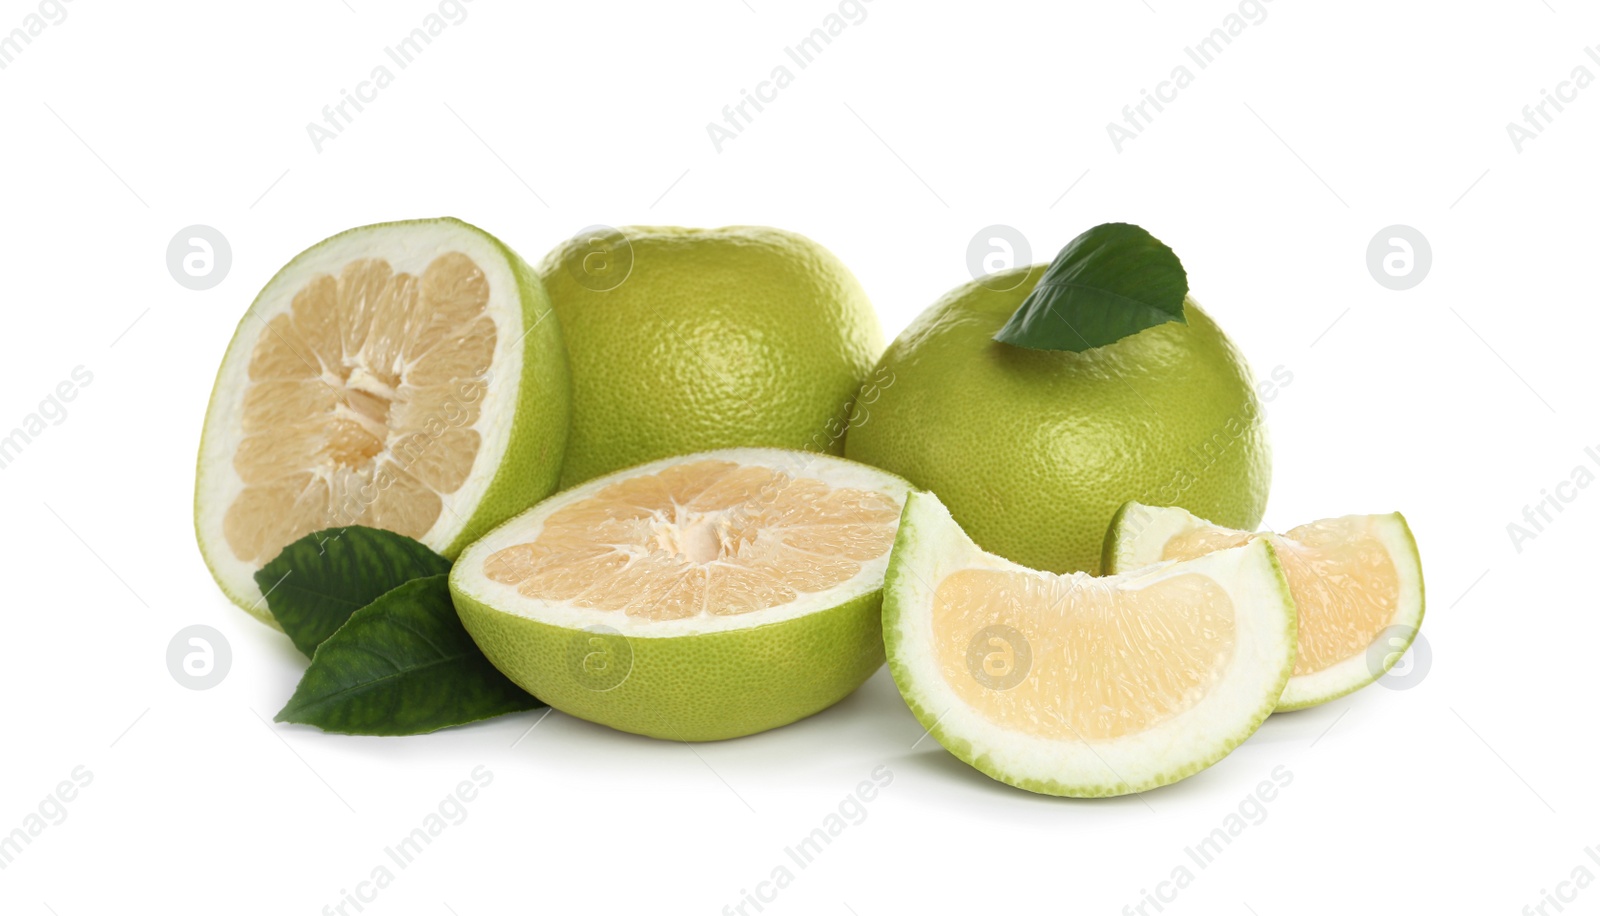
[1,1,1595,914]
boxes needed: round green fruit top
[538,226,882,487]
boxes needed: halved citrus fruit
[1103,502,1424,711]
[884,491,1296,797]
[449,448,912,741]
[195,218,570,619]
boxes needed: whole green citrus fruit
[844,265,1271,574]
[538,226,882,487]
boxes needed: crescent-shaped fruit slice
[1103,502,1424,711]
[884,491,1297,797]
[195,218,569,620]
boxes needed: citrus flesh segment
[884,491,1296,797]
[196,218,569,620]
[932,570,1238,741]
[1103,502,1424,711]
[450,449,913,740]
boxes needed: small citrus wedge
[1103,502,1424,711]
[884,491,1297,797]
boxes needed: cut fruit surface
[450,449,913,740]
[196,218,570,619]
[884,491,1296,797]
[1103,502,1424,711]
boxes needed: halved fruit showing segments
[449,449,913,741]
[1103,502,1424,711]
[884,491,1297,797]
[195,218,570,619]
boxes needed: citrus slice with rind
[195,218,569,620]
[1103,502,1424,711]
[449,448,912,741]
[884,491,1296,797]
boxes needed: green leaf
[993,222,1188,352]
[275,575,543,735]
[254,526,451,657]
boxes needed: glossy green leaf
[275,575,543,735]
[993,222,1188,352]
[254,526,451,657]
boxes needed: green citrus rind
[450,585,885,742]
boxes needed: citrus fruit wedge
[449,448,912,741]
[883,491,1296,797]
[1103,502,1424,711]
[195,218,570,620]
